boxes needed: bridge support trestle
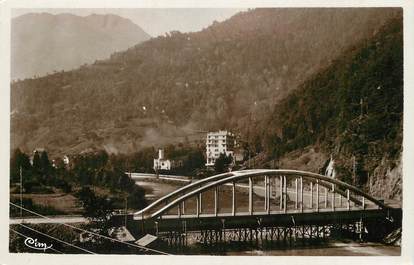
[157,220,370,253]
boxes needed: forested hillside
[261,16,403,199]
[11,8,401,155]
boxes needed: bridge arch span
[148,170,387,219]
[134,170,271,218]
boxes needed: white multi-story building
[205,130,235,166]
[153,149,171,171]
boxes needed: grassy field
[10,192,82,215]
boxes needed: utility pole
[352,155,356,186]
[124,195,128,228]
[20,166,23,218]
[125,166,131,228]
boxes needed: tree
[214,153,233,174]
[118,172,132,191]
[40,151,52,176]
[127,186,147,210]
[183,150,205,175]
[23,180,37,193]
[77,187,114,225]
[32,151,42,174]
[10,149,31,183]
[264,133,283,160]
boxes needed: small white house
[63,155,70,166]
[153,149,171,171]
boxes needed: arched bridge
[127,170,401,247]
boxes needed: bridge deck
[150,206,379,220]
[129,208,402,234]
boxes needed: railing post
[331,184,335,211]
[266,176,271,214]
[232,181,236,216]
[182,201,186,215]
[362,196,365,210]
[279,176,283,210]
[339,191,342,208]
[347,189,350,210]
[324,187,328,208]
[295,178,298,210]
[316,180,319,212]
[274,177,278,204]
[249,177,253,215]
[264,175,268,211]
[196,195,200,217]
[178,203,181,218]
[214,186,219,216]
[300,177,303,212]
[310,182,313,209]
[141,212,145,234]
[283,176,287,213]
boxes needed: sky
[11,8,245,37]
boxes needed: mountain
[259,16,403,200]
[11,8,401,156]
[11,13,151,80]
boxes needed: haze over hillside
[11,12,151,80]
[11,8,401,157]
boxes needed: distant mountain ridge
[11,12,151,80]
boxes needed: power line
[10,202,170,255]
[10,228,64,254]
[16,223,96,254]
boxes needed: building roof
[135,234,158,246]
[108,226,136,242]
[207,130,233,136]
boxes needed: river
[135,179,401,256]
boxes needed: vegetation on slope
[11,8,401,155]
[261,16,403,192]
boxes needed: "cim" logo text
[24,237,53,251]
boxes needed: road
[129,172,191,183]
[9,215,88,225]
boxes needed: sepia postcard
[0,0,413,265]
